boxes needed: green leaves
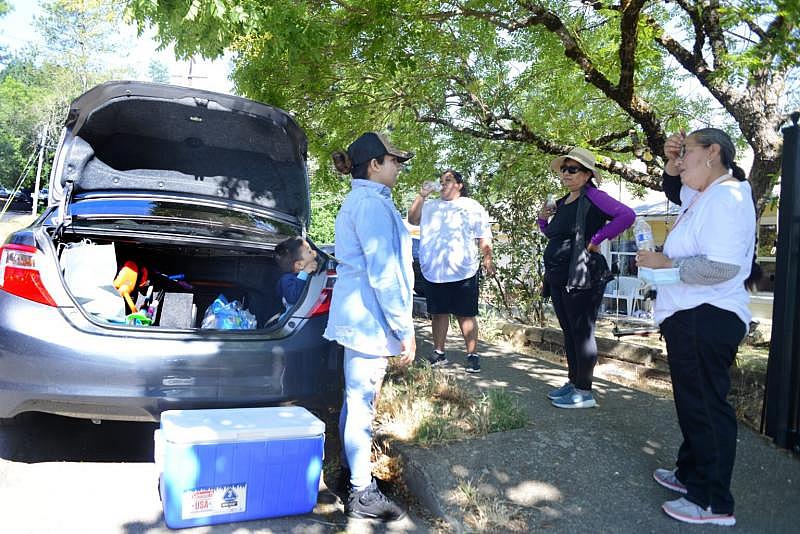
[122,0,792,319]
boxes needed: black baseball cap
[347,132,414,167]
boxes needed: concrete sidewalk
[398,326,800,533]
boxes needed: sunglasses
[559,165,586,175]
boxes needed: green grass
[735,344,770,375]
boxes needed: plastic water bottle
[545,194,557,209]
[422,180,442,193]
[633,217,655,251]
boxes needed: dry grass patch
[377,362,527,446]
[454,477,528,532]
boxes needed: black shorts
[424,273,480,317]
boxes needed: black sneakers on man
[345,479,406,521]
[426,349,448,367]
[465,353,481,373]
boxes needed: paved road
[2,322,798,533]
[0,207,34,220]
[0,413,432,534]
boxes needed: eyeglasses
[678,143,708,159]
[559,165,586,175]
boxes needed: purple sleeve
[584,187,635,245]
[537,217,548,233]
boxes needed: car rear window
[65,197,298,242]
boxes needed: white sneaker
[662,497,736,526]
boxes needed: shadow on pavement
[0,412,158,463]
[402,319,800,533]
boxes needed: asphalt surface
[400,325,800,533]
[0,319,797,533]
[0,413,432,533]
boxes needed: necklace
[670,174,736,232]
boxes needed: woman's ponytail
[332,150,353,175]
[729,161,761,290]
[731,163,747,181]
[744,252,762,291]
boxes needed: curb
[500,321,668,370]
[388,440,464,533]
[497,321,766,387]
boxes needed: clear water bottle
[545,194,557,209]
[422,180,442,193]
[633,217,655,251]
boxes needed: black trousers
[548,278,605,391]
[660,304,746,515]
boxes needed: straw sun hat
[549,146,601,183]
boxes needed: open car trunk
[40,82,320,331]
[56,235,291,330]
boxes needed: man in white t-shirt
[407,169,494,372]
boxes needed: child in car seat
[275,236,318,309]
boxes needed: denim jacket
[323,180,414,356]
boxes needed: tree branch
[673,0,706,59]
[589,130,632,148]
[414,109,659,189]
[617,0,647,102]
[644,13,742,120]
[700,1,729,70]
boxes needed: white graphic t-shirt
[418,197,492,283]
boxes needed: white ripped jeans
[338,347,388,491]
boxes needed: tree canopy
[124,0,799,323]
[0,0,135,193]
[127,0,798,216]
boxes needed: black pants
[660,304,746,515]
[548,278,605,391]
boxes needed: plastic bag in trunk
[201,294,257,329]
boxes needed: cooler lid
[160,406,325,444]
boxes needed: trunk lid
[51,81,310,230]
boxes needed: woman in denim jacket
[324,132,415,521]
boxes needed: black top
[543,196,612,283]
[543,199,579,273]
[663,172,682,205]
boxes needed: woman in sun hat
[537,146,635,409]
[325,131,415,522]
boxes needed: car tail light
[306,268,336,318]
[0,244,57,306]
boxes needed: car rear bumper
[0,291,342,422]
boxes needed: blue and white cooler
[157,406,325,529]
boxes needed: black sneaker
[465,353,481,373]
[345,479,406,521]
[427,350,448,367]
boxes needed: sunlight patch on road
[506,480,562,505]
